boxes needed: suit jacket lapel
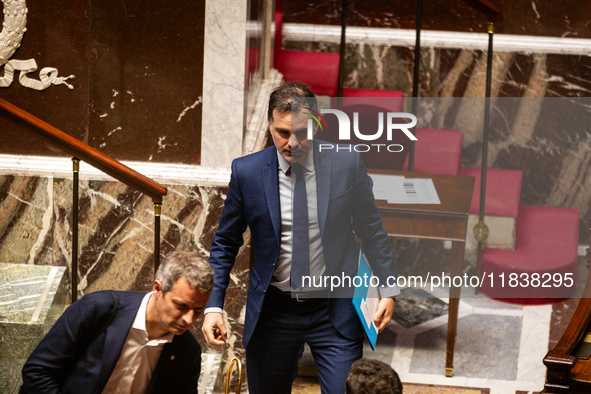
[262,149,281,247]
[314,142,331,238]
[98,292,144,388]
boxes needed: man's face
[153,277,210,336]
[268,109,316,164]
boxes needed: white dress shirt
[270,149,326,291]
[102,292,174,394]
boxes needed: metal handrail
[0,98,167,301]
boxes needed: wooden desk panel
[371,170,475,377]
[379,211,468,242]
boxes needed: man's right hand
[202,312,227,346]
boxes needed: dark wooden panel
[0,0,90,156]
[0,0,205,164]
[381,211,468,241]
[88,0,205,163]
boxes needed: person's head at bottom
[148,251,214,338]
[345,358,403,394]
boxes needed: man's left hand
[373,298,395,333]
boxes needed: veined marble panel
[283,1,591,39]
[0,263,68,393]
[201,0,248,168]
[0,176,53,266]
[0,264,67,326]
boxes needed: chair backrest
[276,51,340,97]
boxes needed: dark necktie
[290,163,309,290]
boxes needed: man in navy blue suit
[21,251,213,394]
[202,83,399,394]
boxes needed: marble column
[201,0,249,168]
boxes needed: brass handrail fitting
[72,157,80,173]
[153,202,162,217]
[225,357,242,394]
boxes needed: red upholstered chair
[480,206,580,304]
[459,167,522,218]
[275,51,340,97]
[402,128,463,175]
[273,0,339,96]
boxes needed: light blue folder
[352,250,378,350]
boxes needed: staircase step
[459,167,522,218]
[480,206,580,302]
[402,128,463,175]
[276,50,340,97]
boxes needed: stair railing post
[409,0,423,172]
[474,21,495,293]
[72,158,80,302]
[154,202,162,276]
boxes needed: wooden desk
[371,170,475,377]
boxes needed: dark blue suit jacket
[208,141,396,347]
[21,291,201,394]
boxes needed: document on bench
[369,173,441,204]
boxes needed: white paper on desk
[369,174,405,201]
[387,178,441,204]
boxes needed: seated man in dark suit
[21,251,213,394]
[345,359,403,394]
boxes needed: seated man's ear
[153,279,163,295]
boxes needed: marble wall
[0,264,68,393]
[0,0,205,164]
[283,0,591,39]
[0,173,250,392]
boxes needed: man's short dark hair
[345,359,402,394]
[267,81,318,121]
